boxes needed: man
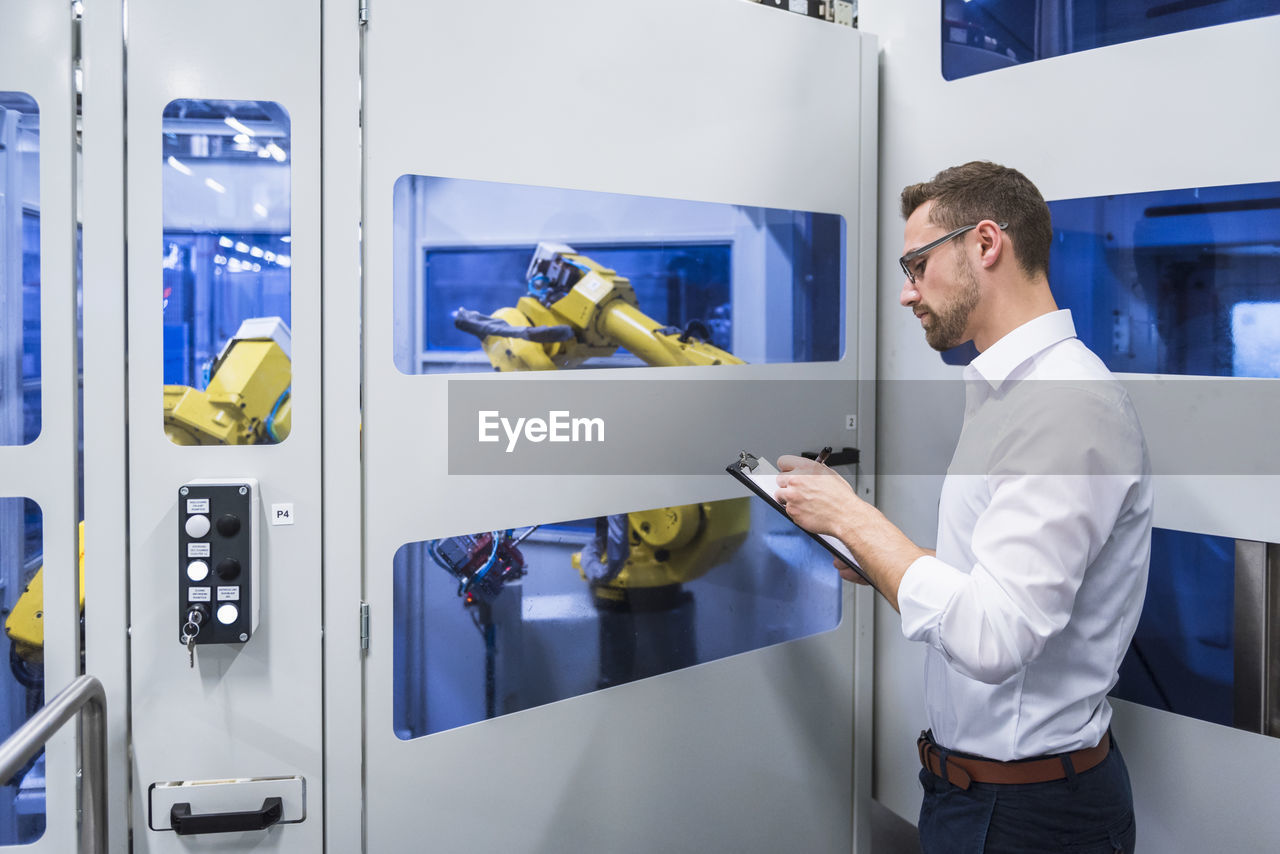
[775,161,1152,854]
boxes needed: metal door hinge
[359,602,370,651]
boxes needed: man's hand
[774,454,930,612]
[773,454,858,537]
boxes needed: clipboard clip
[734,450,760,472]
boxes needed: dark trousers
[918,735,1136,854]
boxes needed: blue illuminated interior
[160,100,291,392]
[1111,528,1235,727]
[942,0,1280,80]
[0,498,45,844]
[394,174,845,374]
[1051,180,1280,377]
[1,91,46,842]
[392,504,842,739]
[21,212,39,443]
[1,93,40,446]
[424,245,735,355]
[943,179,1280,377]
[162,232,293,387]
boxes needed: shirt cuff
[898,555,968,644]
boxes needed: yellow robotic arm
[454,244,750,598]
[5,521,85,667]
[454,243,743,371]
[571,502,750,603]
[164,317,293,446]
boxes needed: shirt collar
[966,309,1077,390]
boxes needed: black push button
[216,557,242,580]
[216,514,241,537]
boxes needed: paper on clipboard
[726,451,872,588]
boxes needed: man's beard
[924,254,980,351]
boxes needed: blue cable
[467,533,502,591]
[264,386,291,443]
[527,273,551,299]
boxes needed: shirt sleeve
[897,387,1146,685]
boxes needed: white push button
[185,514,211,538]
[186,560,210,582]
[216,603,239,625]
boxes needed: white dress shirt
[897,310,1153,760]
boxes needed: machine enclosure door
[356,1,878,852]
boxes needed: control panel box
[178,480,260,645]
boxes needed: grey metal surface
[1235,540,1267,733]
[1245,543,1280,738]
[0,676,107,854]
[1270,545,1280,737]
[319,0,365,849]
[79,2,133,850]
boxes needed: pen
[816,446,832,465]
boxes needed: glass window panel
[1050,180,1280,376]
[942,0,1280,80]
[393,175,845,374]
[161,99,292,445]
[1112,528,1235,726]
[393,497,841,738]
[0,497,45,843]
[1,92,40,446]
[939,180,1280,375]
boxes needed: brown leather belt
[917,730,1111,790]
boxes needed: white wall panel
[862,2,1280,849]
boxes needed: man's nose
[900,277,920,307]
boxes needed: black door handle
[170,796,283,835]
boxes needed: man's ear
[975,220,1004,271]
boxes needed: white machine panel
[358,1,877,852]
[123,1,324,851]
[0,3,80,851]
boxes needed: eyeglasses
[899,222,1008,284]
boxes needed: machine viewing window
[0,497,45,843]
[393,175,845,375]
[942,180,1280,375]
[0,92,40,446]
[942,0,1280,80]
[1111,528,1280,740]
[1111,528,1235,727]
[392,496,841,738]
[161,99,292,446]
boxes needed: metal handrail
[0,675,107,854]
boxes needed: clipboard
[726,450,879,592]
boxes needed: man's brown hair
[900,161,1052,279]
